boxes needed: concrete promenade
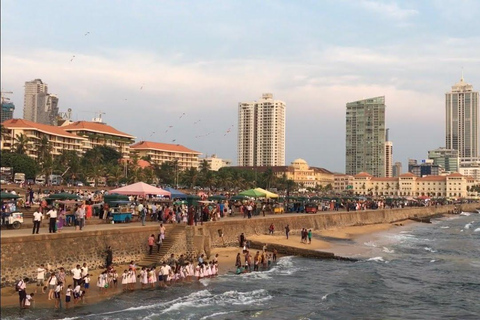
[0,212,319,239]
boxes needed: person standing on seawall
[46,207,58,233]
[32,208,43,234]
[285,224,290,239]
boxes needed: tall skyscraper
[23,79,59,125]
[238,93,286,166]
[385,128,393,177]
[345,96,386,177]
[445,76,479,159]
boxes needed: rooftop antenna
[461,67,464,82]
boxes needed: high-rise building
[345,96,386,177]
[237,93,286,166]
[428,147,459,173]
[408,159,440,177]
[445,76,479,159]
[385,129,393,177]
[392,161,402,177]
[23,79,59,125]
[1,102,15,123]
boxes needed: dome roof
[291,158,309,170]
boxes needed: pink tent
[109,182,171,197]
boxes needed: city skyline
[2,0,480,172]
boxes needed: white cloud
[359,1,418,20]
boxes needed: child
[65,285,73,308]
[121,270,128,291]
[25,293,34,308]
[54,282,63,309]
[112,270,118,288]
[84,274,90,290]
[73,284,81,304]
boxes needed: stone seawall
[0,225,186,288]
[1,203,476,287]
[198,204,475,248]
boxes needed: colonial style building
[231,158,334,190]
[129,140,201,170]
[334,173,354,192]
[1,118,86,159]
[352,171,477,198]
[62,121,135,157]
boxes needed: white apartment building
[202,154,232,171]
[237,93,286,166]
[23,79,59,125]
[445,76,479,158]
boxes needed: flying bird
[70,55,76,62]
[179,113,186,119]
[149,131,155,137]
[172,139,176,142]
[194,119,201,125]
[84,32,90,36]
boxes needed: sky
[2,0,480,173]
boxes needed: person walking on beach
[71,265,82,287]
[148,234,155,255]
[32,208,43,234]
[35,264,46,294]
[46,207,58,233]
[285,224,290,239]
[156,233,163,253]
[308,229,312,244]
[17,277,28,309]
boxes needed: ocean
[3,212,480,320]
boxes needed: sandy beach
[0,219,418,311]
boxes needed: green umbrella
[184,194,201,206]
[47,192,79,200]
[230,195,250,201]
[0,192,20,200]
[238,189,267,198]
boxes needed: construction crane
[1,90,13,104]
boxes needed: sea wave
[424,247,437,253]
[367,257,384,262]
[382,247,395,253]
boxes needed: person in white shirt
[17,277,28,309]
[160,263,171,286]
[81,262,88,279]
[32,210,43,234]
[36,264,46,293]
[71,265,82,287]
[46,207,58,233]
[24,293,34,308]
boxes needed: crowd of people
[15,252,222,310]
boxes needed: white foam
[474,228,480,232]
[364,241,377,247]
[322,293,330,300]
[367,256,384,262]
[382,247,395,253]
[465,223,473,229]
[424,247,437,253]
[200,311,238,319]
[440,226,450,229]
[430,260,436,263]
[460,212,471,216]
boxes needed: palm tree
[262,168,275,190]
[180,167,198,189]
[14,133,30,154]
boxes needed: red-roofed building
[130,141,201,170]
[1,118,86,159]
[62,121,135,157]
